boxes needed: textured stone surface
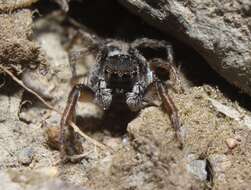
[118,0,251,96]
[0,0,39,13]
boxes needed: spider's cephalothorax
[60,37,183,162]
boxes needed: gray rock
[17,147,34,165]
[187,160,207,181]
[118,0,251,96]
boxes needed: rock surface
[118,0,251,96]
[0,0,39,13]
[0,9,43,69]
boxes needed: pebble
[226,138,240,149]
[187,160,207,181]
[17,147,34,166]
[46,125,60,150]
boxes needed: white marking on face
[108,49,121,57]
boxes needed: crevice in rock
[205,159,214,190]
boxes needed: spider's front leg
[60,79,95,163]
[66,29,101,82]
[156,81,183,148]
[150,58,183,94]
[150,58,184,147]
[132,38,182,92]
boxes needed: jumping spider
[60,35,183,162]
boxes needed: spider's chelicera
[60,37,183,162]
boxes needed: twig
[69,120,110,151]
[0,65,110,152]
[0,65,56,111]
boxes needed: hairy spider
[60,35,183,162]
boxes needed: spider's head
[101,43,141,93]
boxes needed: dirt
[0,1,251,190]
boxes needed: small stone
[17,147,34,166]
[209,98,241,120]
[225,138,240,149]
[187,160,207,181]
[46,125,60,150]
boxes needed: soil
[0,1,250,190]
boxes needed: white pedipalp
[147,69,154,84]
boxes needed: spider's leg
[156,81,183,148]
[69,49,90,81]
[66,29,100,82]
[66,29,100,51]
[150,58,183,94]
[132,38,182,91]
[60,85,81,162]
[132,38,183,146]
[60,79,94,163]
[132,38,174,63]
[132,37,174,63]
[53,0,69,12]
[131,38,170,51]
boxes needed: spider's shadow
[76,102,137,137]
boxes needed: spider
[60,34,183,162]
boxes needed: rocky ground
[0,1,251,190]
